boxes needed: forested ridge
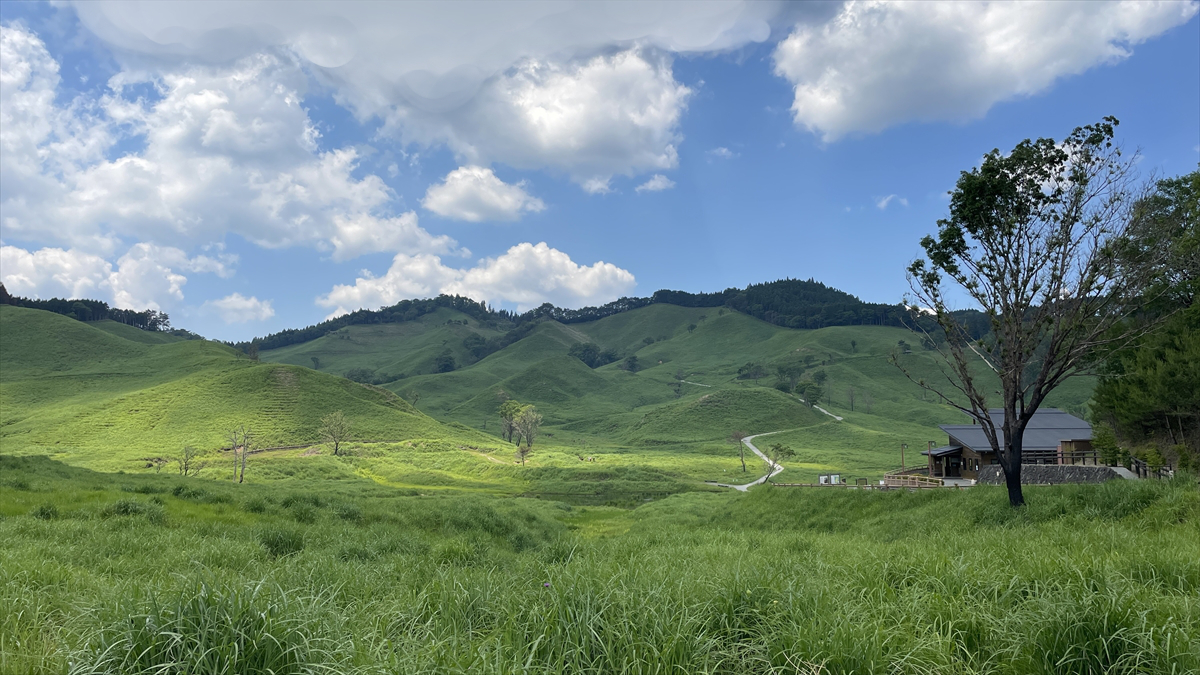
[240,278,925,352]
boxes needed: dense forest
[1091,170,1199,471]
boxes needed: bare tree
[901,118,1166,507]
[729,430,749,472]
[148,457,169,473]
[862,391,874,415]
[239,428,252,483]
[515,444,532,466]
[226,425,252,483]
[846,386,855,412]
[177,445,199,477]
[319,410,352,456]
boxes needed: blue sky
[1,1,1197,341]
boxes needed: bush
[30,504,58,520]
[101,499,165,524]
[258,528,305,558]
[242,497,269,514]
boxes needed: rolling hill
[0,305,471,472]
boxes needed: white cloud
[203,293,275,323]
[773,1,1198,141]
[707,147,736,160]
[875,194,907,210]
[67,2,785,189]
[422,166,545,222]
[0,242,234,310]
[318,242,636,315]
[0,25,458,262]
[635,174,675,193]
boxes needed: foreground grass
[2,456,1197,674]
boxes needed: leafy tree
[499,400,523,444]
[320,411,352,456]
[812,369,828,387]
[767,443,795,484]
[798,382,823,406]
[775,364,804,393]
[514,406,543,451]
[246,344,259,362]
[515,444,532,466]
[623,355,639,372]
[568,342,617,368]
[687,323,697,333]
[434,350,457,373]
[310,356,320,370]
[344,368,376,383]
[643,336,655,346]
[850,340,857,352]
[903,117,1167,507]
[737,362,767,384]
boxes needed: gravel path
[712,431,786,491]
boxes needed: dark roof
[940,408,1091,453]
[921,445,963,458]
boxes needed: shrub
[101,499,165,524]
[242,497,269,514]
[30,504,58,520]
[257,528,305,558]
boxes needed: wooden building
[922,409,1094,480]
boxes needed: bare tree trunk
[1001,412,1025,507]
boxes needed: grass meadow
[2,455,1197,675]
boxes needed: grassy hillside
[252,302,1094,483]
[262,307,507,380]
[0,306,467,472]
[2,456,1195,674]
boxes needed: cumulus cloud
[0,25,458,261]
[65,2,790,189]
[318,242,636,315]
[422,166,545,222]
[0,243,234,310]
[706,147,736,160]
[635,174,675,193]
[203,293,275,323]
[773,1,1198,141]
[875,194,907,210]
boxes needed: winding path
[712,431,787,491]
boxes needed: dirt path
[712,431,786,491]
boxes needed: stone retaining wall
[976,465,1120,485]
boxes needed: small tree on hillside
[239,428,252,483]
[767,443,795,484]
[729,430,749,473]
[311,356,320,370]
[902,117,1168,507]
[177,445,199,477]
[514,406,543,453]
[498,399,523,443]
[320,411,352,456]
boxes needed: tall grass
[1,469,1196,674]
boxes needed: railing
[1130,457,1173,480]
[1021,448,1102,466]
[882,469,943,488]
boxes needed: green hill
[0,306,465,472]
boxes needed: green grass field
[1,455,1196,674]
[2,303,1195,673]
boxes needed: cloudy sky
[1,1,1197,341]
